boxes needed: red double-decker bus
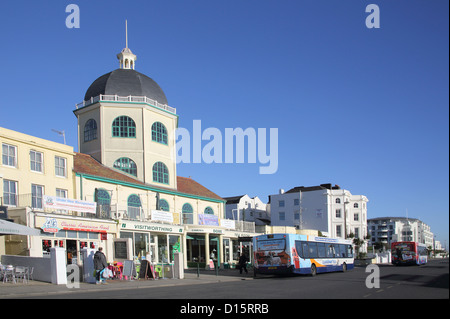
[391,241,428,266]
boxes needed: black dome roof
[84,69,168,105]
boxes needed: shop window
[89,232,99,240]
[158,235,168,263]
[134,232,149,260]
[42,240,52,253]
[169,235,181,263]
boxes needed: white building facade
[224,195,269,226]
[367,217,434,249]
[269,184,369,249]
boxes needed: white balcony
[75,94,176,114]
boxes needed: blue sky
[0,0,448,246]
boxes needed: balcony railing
[0,194,95,218]
[108,204,181,225]
[75,94,176,114]
[233,220,256,233]
[1,195,256,232]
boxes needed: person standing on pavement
[94,247,108,284]
[238,253,248,274]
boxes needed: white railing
[233,220,256,233]
[75,94,176,114]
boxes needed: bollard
[197,262,200,278]
[215,261,218,276]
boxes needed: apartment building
[268,184,369,250]
[367,217,434,248]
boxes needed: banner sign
[220,219,236,230]
[151,210,174,223]
[198,213,219,226]
[36,216,113,233]
[44,195,97,214]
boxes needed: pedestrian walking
[238,253,248,274]
[94,247,108,284]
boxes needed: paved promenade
[0,268,253,299]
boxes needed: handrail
[75,94,176,114]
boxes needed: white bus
[253,233,354,276]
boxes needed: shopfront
[118,221,183,265]
[223,231,261,267]
[34,214,117,264]
[185,226,225,268]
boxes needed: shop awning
[185,235,220,241]
[0,219,41,236]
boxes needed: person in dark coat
[238,253,248,274]
[94,247,108,284]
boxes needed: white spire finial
[125,19,128,49]
[117,19,136,69]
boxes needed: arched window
[94,188,110,218]
[159,199,169,212]
[182,203,193,224]
[84,119,97,142]
[127,194,141,220]
[204,207,214,215]
[112,116,136,137]
[152,162,169,184]
[113,157,137,177]
[151,122,168,145]
[336,198,341,204]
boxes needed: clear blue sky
[0,1,448,246]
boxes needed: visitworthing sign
[43,196,97,214]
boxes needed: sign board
[120,221,183,234]
[220,219,235,230]
[122,260,136,280]
[151,210,174,223]
[113,239,131,260]
[43,195,96,214]
[198,214,219,226]
[138,259,156,280]
[36,216,114,234]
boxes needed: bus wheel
[311,264,317,276]
[342,263,347,272]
